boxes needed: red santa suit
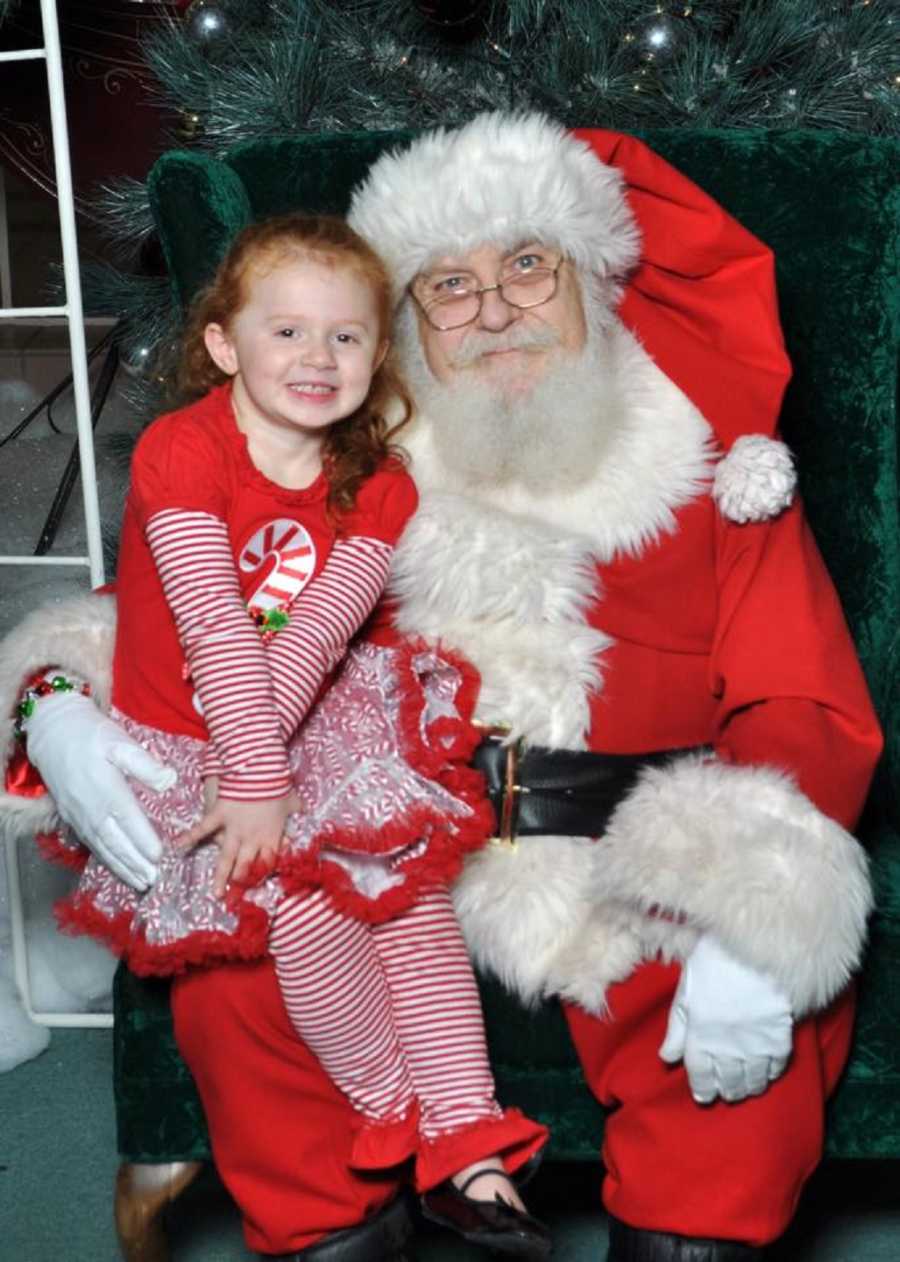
[0,116,882,1253]
[351,115,881,1248]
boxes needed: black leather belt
[471,734,704,846]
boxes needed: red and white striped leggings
[269,883,502,1141]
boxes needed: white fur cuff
[598,754,872,1016]
[452,834,645,1016]
[713,435,796,523]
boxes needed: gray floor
[1,1028,899,1261]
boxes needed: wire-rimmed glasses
[410,250,564,331]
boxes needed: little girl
[44,215,548,1256]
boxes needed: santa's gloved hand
[24,691,175,891]
[659,932,793,1104]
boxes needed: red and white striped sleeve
[145,509,292,801]
[265,535,393,740]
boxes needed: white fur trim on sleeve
[597,754,872,1016]
[712,434,797,523]
[0,593,117,842]
[452,834,645,1015]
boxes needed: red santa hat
[349,112,796,522]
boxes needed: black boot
[266,1194,415,1261]
[607,1215,764,1261]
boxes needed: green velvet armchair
[110,128,900,1258]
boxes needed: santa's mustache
[448,325,561,367]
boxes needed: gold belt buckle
[474,721,524,851]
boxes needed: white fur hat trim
[713,434,797,524]
[348,111,641,296]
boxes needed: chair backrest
[148,128,900,817]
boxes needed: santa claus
[1,113,882,1262]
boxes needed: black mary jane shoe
[420,1167,552,1259]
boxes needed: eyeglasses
[410,251,564,331]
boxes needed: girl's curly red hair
[177,213,412,518]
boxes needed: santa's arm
[600,499,882,1017]
[0,592,118,843]
[0,540,401,848]
[0,590,177,892]
[0,590,176,892]
[0,590,180,898]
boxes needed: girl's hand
[177,791,298,897]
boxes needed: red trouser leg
[565,958,855,1248]
[171,958,401,1256]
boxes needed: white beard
[393,300,716,559]
[394,301,622,494]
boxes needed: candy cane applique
[240,517,317,633]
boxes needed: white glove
[24,691,176,891]
[659,933,793,1105]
